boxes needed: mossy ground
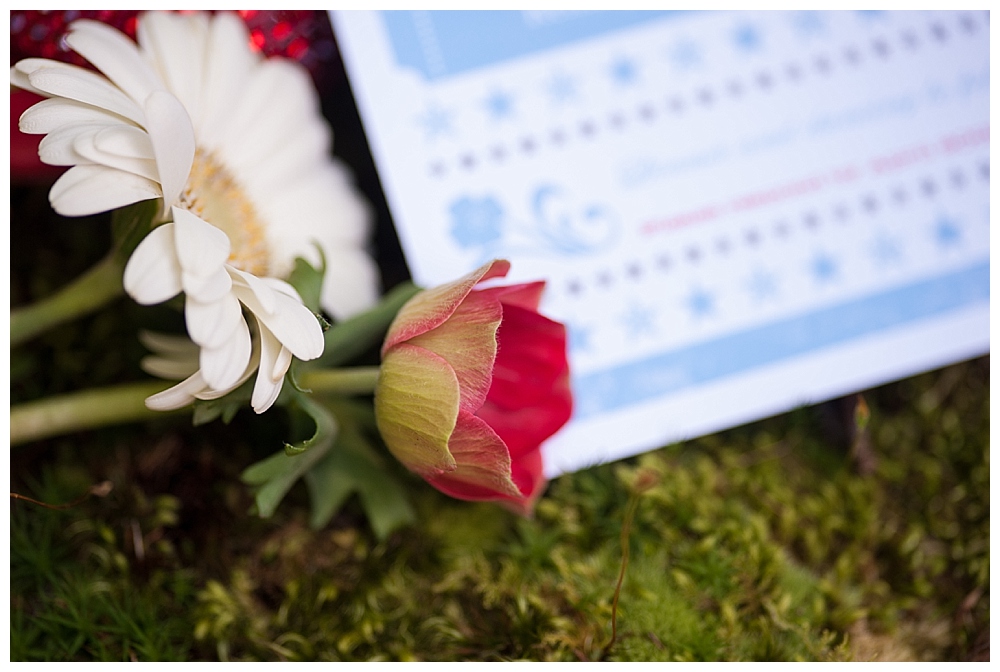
[11,334,990,660]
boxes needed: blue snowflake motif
[733,24,762,52]
[792,11,826,37]
[610,56,638,85]
[484,90,514,121]
[416,104,453,140]
[669,39,701,70]
[810,252,838,283]
[448,196,505,249]
[547,72,578,103]
[870,233,903,265]
[746,268,778,301]
[856,10,886,21]
[621,303,657,337]
[685,287,715,317]
[933,216,962,248]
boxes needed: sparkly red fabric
[10,10,341,86]
[11,10,343,184]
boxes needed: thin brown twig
[10,480,113,510]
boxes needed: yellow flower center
[179,149,270,276]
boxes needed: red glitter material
[11,10,344,184]
[10,10,342,90]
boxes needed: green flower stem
[10,367,381,446]
[10,381,177,447]
[299,366,380,397]
[11,253,125,347]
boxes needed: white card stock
[331,10,990,476]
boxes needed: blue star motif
[416,104,453,140]
[547,72,577,103]
[871,233,902,264]
[621,303,657,337]
[733,24,762,51]
[484,90,514,120]
[810,252,838,283]
[792,11,826,37]
[934,216,962,248]
[567,323,594,352]
[856,10,886,21]
[610,56,638,85]
[669,40,701,70]
[685,287,715,317]
[746,268,778,301]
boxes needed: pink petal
[383,259,510,353]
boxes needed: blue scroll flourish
[448,184,619,263]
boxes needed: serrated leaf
[304,424,415,540]
[241,395,337,518]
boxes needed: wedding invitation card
[331,10,990,476]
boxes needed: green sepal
[240,395,338,518]
[305,403,415,540]
[190,377,255,427]
[111,199,160,263]
[286,247,326,314]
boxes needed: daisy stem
[10,381,178,446]
[11,253,125,347]
[299,366,380,397]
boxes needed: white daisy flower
[11,11,380,412]
[126,206,323,412]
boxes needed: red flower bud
[375,260,572,515]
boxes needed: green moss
[11,357,989,660]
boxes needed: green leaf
[241,395,338,518]
[312,281,421,368]
[286,249,326,314]
[304,421,415,540]
[111,199,159,262]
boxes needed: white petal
[260,277,304,302]
[228,267,279,315]
[138,330,200,358]
[73,129,160,181]
[195,346,259,401]
[199,313,252,390]
[49,163,161,216]
[271,345,293,383]
[37,124,99,166]
[19,97,131,134]
[11,64,45,95]
[141,354,200,380]
[24,60,145,124]
[94,124,156,160]
[217,61,323,172]
[235,285,324,362]
[182,265,232,303]
[65,19,164,106]
[184,291,242,350]
[123,223,182,304]
[251,324,284,414]
[144,91,195,211]
[171,208,231,279]
[137,12,208,124]
[144,371,208,411]
[197,13,259,146]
